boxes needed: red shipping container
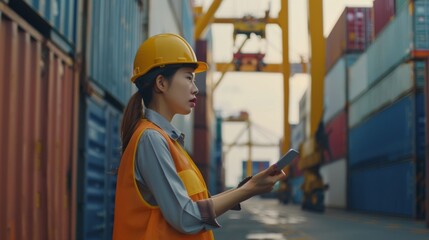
[373,0,395,38]
[0,3,78,240]
[324,111,347,162]
[291,156,303,177]
[326,7,372,71]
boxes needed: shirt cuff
[196,199,221,228]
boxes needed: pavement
[213,197,429,240]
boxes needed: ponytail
[121,92,144,153]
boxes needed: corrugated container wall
[0,4,78,240]
[366,0,429,88]
[348,52,368,101]
[349,61,425,127]
[87,0,145,105]
[325,7,372,72]
[396,0,409,13]
[291,122,304,151]
[349,93,425,168]
[18,0,77,52]
[77,95,122,240]
[349,161,415,216]
[290,176,304,204]
[373,0,395,37]
[323,53,359,122]
[324,111,347,162]
[320,159,347,208]
[182,0,195,47]
[209,115,224,194]
[149,0,181,35]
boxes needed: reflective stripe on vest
[113,119,214,240]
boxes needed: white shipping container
[320,159,347,208]
[349,62,420,128]
[366,1,429,87]
[348,52,368,102]
[324,54,359,122]
[324,58,347,123]
[291,122,305,150]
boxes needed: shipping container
[325,7,372,71]
[349,160,415,217]
[366,0,429,87]
[182,0,195,47]
[242,161,270,180]
[208,115,224,194]
[149,0,181,35]
[323,54,359,122]
[12,0,78,49]
[290,156,303,177]
[87,0,146,106]
[348,52,368,102]
[349,93,425,168]
[320,159,347,208]
[396,0,409,14]
[324,110,347,162]
[291,122,304,151]
[349,61,425,127]
[425,57,429,220]
[373,0,395,37]
[77,95,122,240]
[0,4,78,240]
[290,176,304,204]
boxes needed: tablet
[276,149,299,169]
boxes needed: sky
[198,0,373,187]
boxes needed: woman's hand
[242,164,287,196]
[211,164,287,217]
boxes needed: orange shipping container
[0,3,78,240]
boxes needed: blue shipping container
[182,0,195,47]
[88,0,146,105]
[349,160,415,217]
[22,0,77,46]
[78,96,122,240]
[349,93,426,168]
[209,116,223,194]
[290,176,304,204]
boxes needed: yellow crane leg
[278,0,290,154]
[307,0,325,137]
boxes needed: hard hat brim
[131,61,208,82]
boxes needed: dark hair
[121,63,197,153]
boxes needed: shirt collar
[144,108,184,142]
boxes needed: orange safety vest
[113,119,215,240]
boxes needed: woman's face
[163,67,199,115]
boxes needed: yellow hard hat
[131,33,208,82]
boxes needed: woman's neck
[147,101,174,122]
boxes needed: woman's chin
[177,108,192,115]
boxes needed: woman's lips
[189,98,197,107]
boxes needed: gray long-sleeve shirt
[134,108,220,234]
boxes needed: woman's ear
[154,75,168,93]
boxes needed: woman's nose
[192,84,199,95]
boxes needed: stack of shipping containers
[288,90,309,204]
[322,7,372,209]
[348,0,427,218]
[0,0,79,239]
[76,1,147,239]
[1,0,158,239]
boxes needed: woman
[113,33,286,240]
